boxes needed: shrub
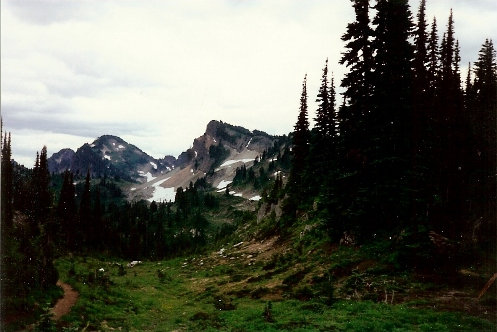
[262,301,275,322]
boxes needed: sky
[2,0,496,167]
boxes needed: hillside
[47,120,285,203]
[48,135,175,182]
[127,120,283,203]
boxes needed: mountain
[127,120,281,203]
[48,135,175,182]
[48,121,284,202]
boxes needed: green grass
[54,254,495,331]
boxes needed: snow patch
[90,144,95,148]
[234,193,243,197]
[220,158,254,167]
[150,161,157,169]
[250,195,262,201]
[118,144,125,149]
[216,180,232,189]
[273,171,281,177]
[112,142,116,146]
[147,178,175,202]
[194,150,198,158]
[140,172,156,182]
[130,187,136,191]
[229,191,236,195]
[103,155,111,161]
[246,137,253,149]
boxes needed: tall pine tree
[338,0,373,167]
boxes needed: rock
[127,260,142,268]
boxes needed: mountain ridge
[47,120,284,202]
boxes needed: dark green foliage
[34,304,56,332]
[208,144,230,170]
[286,75,310,215]
[262,301,275,322]
[279,1,495,271]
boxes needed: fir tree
[315,59,332,138]
[57,170,77,248]
[288,75,310,197]
[338,0,373,162]
[427,17,440,96]
[1,131,14,230]
[79,169,92,246]
[470,39,497,237]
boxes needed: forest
[1,0,495,330]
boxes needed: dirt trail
[51,280,79,320]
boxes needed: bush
[157,269,171,283]
[262,301,275,322]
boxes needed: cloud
[2,0,496,165]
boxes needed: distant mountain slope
[48,135,175,182]
[48,120,284,202]
[127,120,281,203]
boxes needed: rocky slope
[127,120,280,202]
[48,120,282,202]
[48,135,175,182]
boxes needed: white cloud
[2,0,496,165]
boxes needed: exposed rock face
[48,120,282,203]
[48,135,175,181]
[47,148,75,173]
[126,120,280,203]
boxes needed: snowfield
[219,158,254,168]
[216,180,232,189]
[147,178,175,202]
[139,171,156,182]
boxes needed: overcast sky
[2,0,496,167]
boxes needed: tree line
[284,0,496,253]
[0,132,223,312]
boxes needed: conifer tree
[57,170,77,248]
[433,11,469,234]
[79,169,92,246]
[471,39,497,235]
[1,131,13,230]
[288,75,310,197]
[413,0,429,97]
[315,59,332,138]
[427,17,440,96]
[338,0,373,162]
[371,0,414,158]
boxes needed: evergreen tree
[57,170,77,249]
[371,0,414,158]
[79,169,92,247]
[363,0,415,232]
[427,17,440,95]
[31,147,51,226]
[433,11,469,234]
[315,59,332,138]
[470,39,497,239]
[413,0,429,98]
[1,131,14,231]
[338,0,373,163]
[288,75,310,198]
